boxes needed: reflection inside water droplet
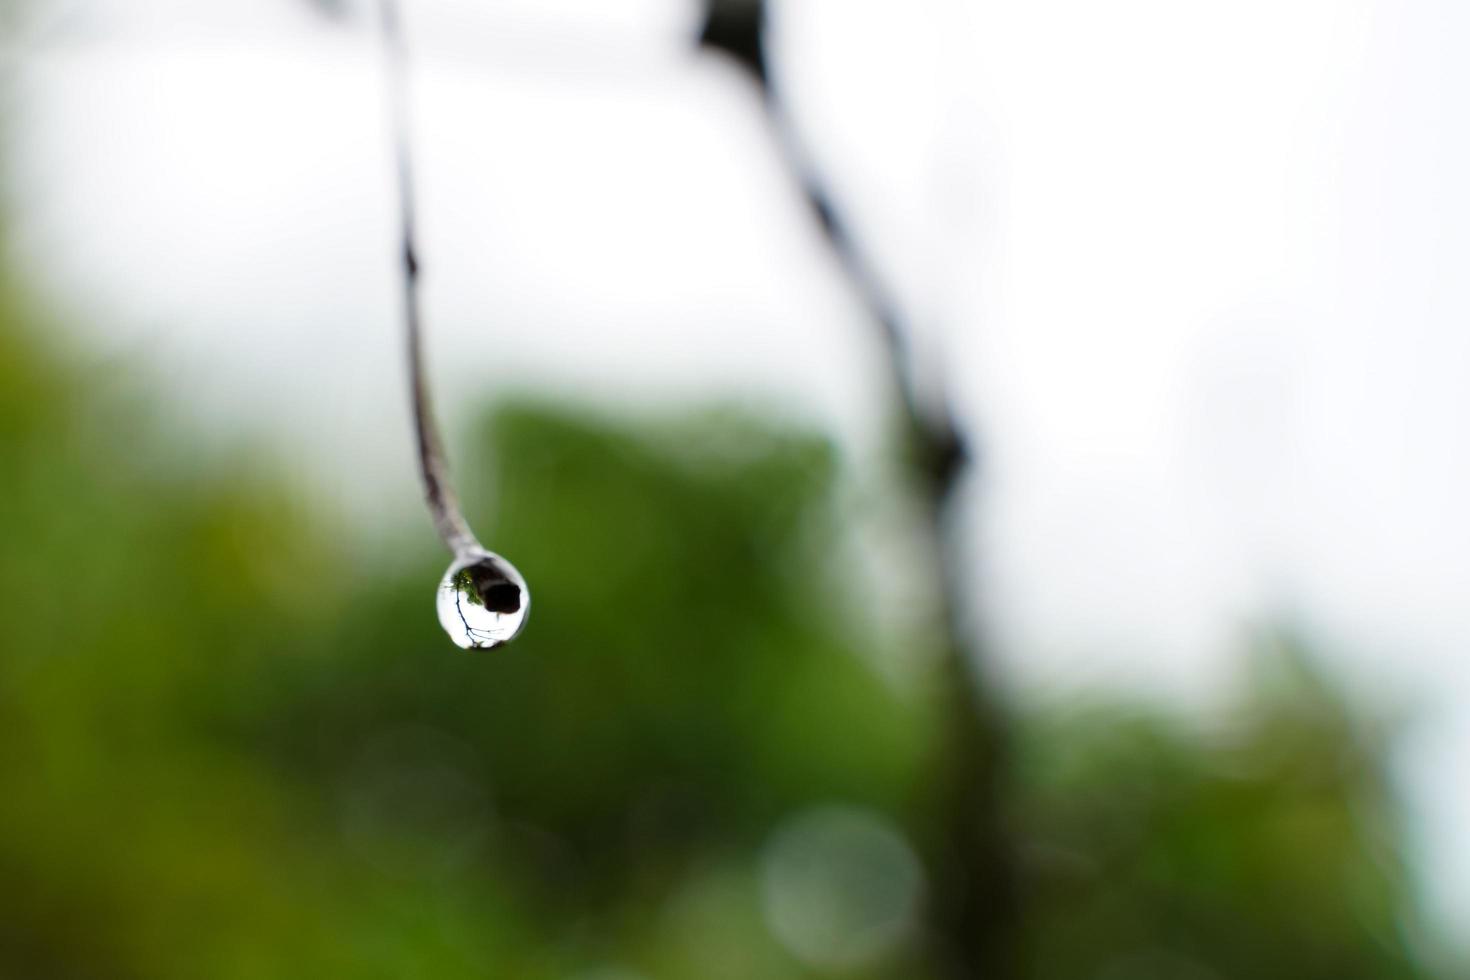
[436,550,530,649]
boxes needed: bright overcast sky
[6,0,1470,945]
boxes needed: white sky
[5,0,1470,946]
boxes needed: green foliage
[0,293,1446,978]
[1012,648,1425,980]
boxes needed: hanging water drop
[436,551,530,649]
[377,1,532,648]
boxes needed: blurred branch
[302,0,356,22]
[697,4,1016,978]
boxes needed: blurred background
[2,0,1468,977]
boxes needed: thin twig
[699,5,1018,978]
[379,0,480,559]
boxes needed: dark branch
[697,0,767,87]
[697,3,1014,978]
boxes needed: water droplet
[436,550,530,649]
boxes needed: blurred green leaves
[0,288,1446,978]
[1013,645,1424,980]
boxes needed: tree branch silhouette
[698,4,1018,978]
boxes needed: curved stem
[380,0,480,559]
